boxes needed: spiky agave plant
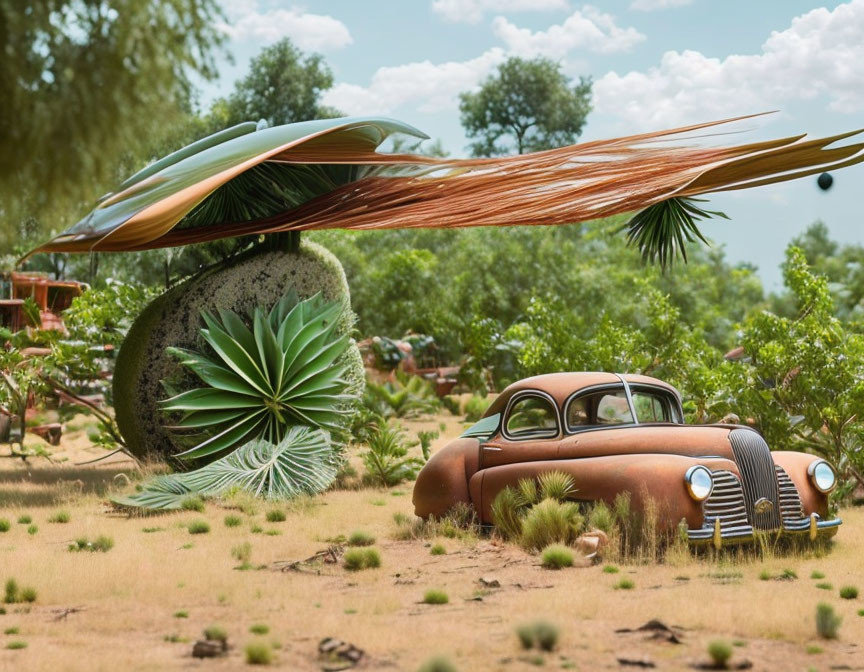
[160,290,353,460]
[113,426,337,510]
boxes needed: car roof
[484,372,681,417]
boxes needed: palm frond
[112,426,336,511]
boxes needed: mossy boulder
[113,240,364,461]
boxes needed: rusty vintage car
[413,372,841,547]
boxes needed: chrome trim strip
[615,374,638,425]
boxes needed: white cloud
[219,4,352,51]
[630,0,692,11]
[432,0,569,24]
[323,48,507,115]
[492,7,645,58]
[594,0,864,130]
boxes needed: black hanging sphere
[817,172,834,191]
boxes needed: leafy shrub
[363,374,439,419]
[265,509,286,523]
[441,396,461,416]
[520,499,583,551]
[245,641,273,665]
[840,586,858,600]
[48,511,70,524]
[347,531,375,547]
[430,544,447,556]
[422,589,449,605]
[0,519,9,532]
[417,656,458,672]
[816,602,841,639]
[188,521,210,535]
[540,545,574,570]
[343,548,381,571]
[249,624,270,635]
[417,430,439,460]
[224,515,243,528]
[615,578,635,590]
[463,395,488,422]
[707,640,732,668]
[516,621,559,651]
[69,536,114,553]
[361,420,424,487]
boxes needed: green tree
[209,38,341,129]
[0,0,226,244]
[459,57,592,156]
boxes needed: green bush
[361,419,424,487]
[188,520,210,535]
[4,626,19,635]
[26,525,38,536]
[224,515,243,528]
[422,589,449,605]
[490,487,524,541]
[540,545,574,570]
[816,582,833,591]
[249,624,270,635]
[48,511,70,524]
[516,621,559,651]
[0,519,9,533]
[6,641,27,650]
[811,571,826,580]
[3,579,36,604]
[347,531,375,547]
[587,501,614,533]
[69,536,114,553]
[602,565,619,574]
[417,656,458,672]
[840,586,858,600]
[204,625,228,643]
[707,640,732,668]
[759,569,771,581]
[17,515,31,525]
[430,544,447,556]
[265,509,286,523]
[245,641,273,665]
[520,499,583,551]
[343,548,381,571]
[615,578,635,590]
[816,602,841,639]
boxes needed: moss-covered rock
[113,240,364,461]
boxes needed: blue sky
[208,1,864,289]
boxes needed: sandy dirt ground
[0,413,862,671]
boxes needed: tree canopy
[459,56,592,156]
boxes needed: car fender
[468,453,739,530]
[771,451,830,518]
[413,438,481,519]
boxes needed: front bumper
[688,513,842,548]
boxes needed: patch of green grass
[858,609,864,617]
[142,527,164,533]
[224,515,243,528]
[265,509,286,523]
[707,640,732,668]
[26,525,38,536]
[602,565,620,574]
[188,520,210,535]
[780,568,798,580]
[250,524,263,534]
[3,626,19,635]
[0,519,11,533]
[48,511,70,524]
[69,536,114,553]
[232,542,253,569]
[430,543,447,556]
[4,579,36,604]
[180,495,205,512]
[815,582,833,591]
[417,656,458,672]
[370,500,386,507]
[732,640,747,648]
[811,571,825,580]
[203,625,228,643]
[343,548,381,571]
[759,569,771,581]
[173,610,188,619]
[614,578,635,590]
[422,589,449,605]
[264,529,281,536]
[816,602,841,639]
[516,621,559,652]
[6,641,27,650]
[163,633,188,643]
[249,624,270,635]
[16,515,31,525]
[839,585,858,600]
[540,544,573,570]
[806,645,823,654]
[347,530,375,547]
[245,641,273,665]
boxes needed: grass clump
[811,570,825,580]
[26,524,38,535]
[614,578,635,590]
[4,626,19,635]
[188,520,210,535]
[0,519,9,533]
[249,623,270,635]
[173,610,188,619]
[203,625,228,643]
[16,515,31,525]
[69,536,114,553]
[48,510,70,524]
[265,509,286,523]
[516,621,559,651]
[816,582,833,591]
[245,641,273,665]
[520,499,583,551]
[707,640,732,668]
[806,644,823,654]
[4,579,36,604]
[417,656,458,672]
[816,602,841,639]
[180,495,205,512]
[429,543,447,556]
[224,515,243,528]
[602,565,620,574]
[232,542,253,569]
[540,544,574,570]
[422,589,449,605]
[343,548,381,571]
[6,641,27,650]
[840,586,858,600]
[347,530,375,547]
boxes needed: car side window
[505,395,559,438]
[596,391,634,425]
[631,390,674,423]
[566,397,590,428]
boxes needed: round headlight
[808,460,837,493]
[685,465,714,501]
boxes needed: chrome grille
[728,428,781,530]
[774,464,805,521]
[702,470,750,533]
